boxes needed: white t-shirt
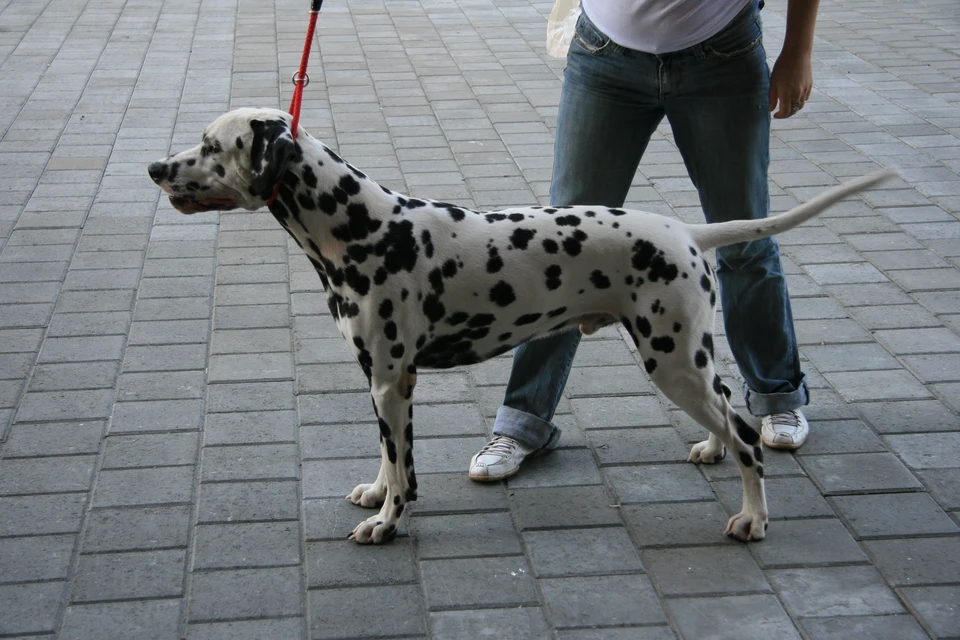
[581,0,754,54]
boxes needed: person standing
[469,0,820,481]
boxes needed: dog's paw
[346,483,386,508]
[688,440,726,464]
[725,511,768,542]
[348,514,398,545]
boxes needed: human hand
[769,49,813,119]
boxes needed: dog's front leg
[348,370,417,544]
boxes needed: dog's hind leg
[646,362,768,541]
[347,368,418,544]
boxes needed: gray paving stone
[415,436,487,474]
[572,395,671,428]
[60,599,182,640]
[605,463,714,504]
[0,455,96,495]
[307,538,417,589]
[509,485,622,530]
[833,492,959,538]
[117,370,204,401]
[667,595,801,640]
[505,449,604,489]
[857,399,959,434]
[109,398,203,433]
[916,468,960,511]
[101,432,198,469]
[793,418,887,454]
[898,585,960,639]
[885,432,960,469]
[201,444,299,482]
[207,353,293,382]
[309,585,425,639]
[0,535,75,583]
[588,427,690,465]
[204,410,297,445]
[556,628,675,640]
[431,608,550,640]
[37,335,125,363]
[540,574,666,628]
[92,465,194,507]
[823,370,932,402]
[752,518,868,568]
[525,527,644,578]
[643,545,770,596]
[72,549,186,602]
[122,343,208,372]
[301,423,384,460]
[206,381,296,413]
[189,566,302,622]
[16,389,115,422]
[769,566,904,617]
[410,472,510,515]
[186,619,304,640]
[412,512,523,559]
[127,319,210,346]
[799,615,929,640]
[624,501,741,547]
[0,582,64,636]
[82,505,192,553]
[564,364,656,397]
[296,363,369,395]
[29,361,120,392]
[421,556,538,610]
[193,522,300,569]
[2,421,104,457]
[864,537,960,586]
[802,452,924,494]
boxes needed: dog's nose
[148,162,167,182]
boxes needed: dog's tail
[687,170,897,252]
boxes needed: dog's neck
[266,133,397,273]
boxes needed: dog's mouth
[168,195,237,215]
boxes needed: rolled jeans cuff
[742,375,809,417]
[492,405,562,451]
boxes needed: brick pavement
[0,0,958,637]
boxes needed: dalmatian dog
[148,107,892,545]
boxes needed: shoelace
[478,436,519,458]
[767,410,801,428]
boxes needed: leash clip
[292,71,310,87]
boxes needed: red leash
[267,0,323,207]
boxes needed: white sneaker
[761,409,809,450]
[469,435,544,482]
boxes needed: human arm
[768,0,820,119]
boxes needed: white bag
[546,0,581,58]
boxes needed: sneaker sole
[761,434,805,450]
[468,447,552,483]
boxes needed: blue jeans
[493,1,808,450]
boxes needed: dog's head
[148,107,300,214]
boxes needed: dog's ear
[248,117,299,200]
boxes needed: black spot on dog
[489,281,515,307]
[510,228,536,250]
[544,264,563,290]
[318,192,337,214]
[543,239,559,254]
[735,415,760,446]
[695,350,709,368]
[701,274,712,292]
[547,306,567,318]
[379,299,394,319]
[754,446,764,464]
[390,343,405,358]
[339,174,361,196]
[556,215,580,227]
[636,316,652,338]
[515,313,542,326]
[702,333,714,358]
[498,332,512,341]
[645,358,657,374]
[651,336,675,353]
[562,230,587,256]
[301,164,317,188]
[384,321,397,341]
[590,270,611,289]
[673,322,682,333]
[487,247,503,273]
[469,314,495,327]
[738,451,754,467]
[422,294,445,323]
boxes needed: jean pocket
[572,12,612,55]
[702,15,763,60]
